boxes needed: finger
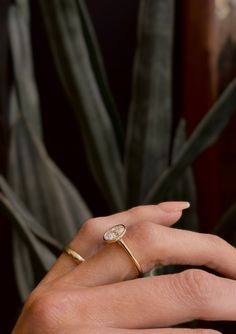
[58,326,221,334]
[69,202,188,257]
[76,270,236,328]
[42,202,188,284]
[66,221,236,286]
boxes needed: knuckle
[29,291,79,331]
[29,294,62,331]
[178,269,215,309]
[128,205,146,218]
[205,233,225,248]
[81,218,99,235]
[129,220,155,242]
[26,288,97,332]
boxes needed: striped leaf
[39,0,125,211]
[8,89,92,245]
[125,0,175,205]
[145,79,236,204]
[76,0,124,152]
[169,119,198,231]
[8,115,92,244]
[0,176,62,253]
[8,1,42,138]
[0,194,56,300]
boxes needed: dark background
[1,0,236,332]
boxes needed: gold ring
[63,247,85,264]
[103,224,143,275]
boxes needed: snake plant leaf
[169,119,198,231]
[145,78,236,204]
[39,0,125,212]
[12,230,41,302]
[8,88,92,245]
[0,194,56,300]
[13,230,36,302]
[213,203,236,247]
[125,0,175,205]
[76,0,124,153]
[8,1,42,138]
[0,176,62,253]
[8,116,92,245]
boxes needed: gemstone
[103,224,126,243]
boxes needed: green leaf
[12,230,36,301]
[0,194,56,300]
[8,115,92,245]
[8,1,42,138]
[8,85,92,245]
[0,176,62,253]
[76,0,124,153]
[39,0,125,211]
[169,119,198,231]
[125,0,175,205]
[214,203,236,247]
[145,79,236,203]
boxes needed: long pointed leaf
[8,116,91,244]
[0,194,56,300]
[76,0,124,152]
[12,230,36,301]
[169,119,198,231]
[8,85,91,244]
[125,0,175,205]
[0,176,62,253]
[8,1,42,137]
[39,0,125,211]
[145,79,236,203]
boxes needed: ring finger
[42,202,188,284]
[66,220,236,287]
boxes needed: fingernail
[158,201,190,213]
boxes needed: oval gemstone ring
[103,224,143,275]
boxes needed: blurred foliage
[0,4,236,330]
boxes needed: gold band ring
[103,224,143,275]
[63,247,85,264]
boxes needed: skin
[12,201,236,333]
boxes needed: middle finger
[76,270,236,328]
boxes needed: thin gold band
[63,247,85,264]
[117,239,143,275]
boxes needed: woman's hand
[12,202,236,333]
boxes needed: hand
[12,202,236,333]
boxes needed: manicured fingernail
[158,201,190,213]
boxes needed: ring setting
[103,224,126,242]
